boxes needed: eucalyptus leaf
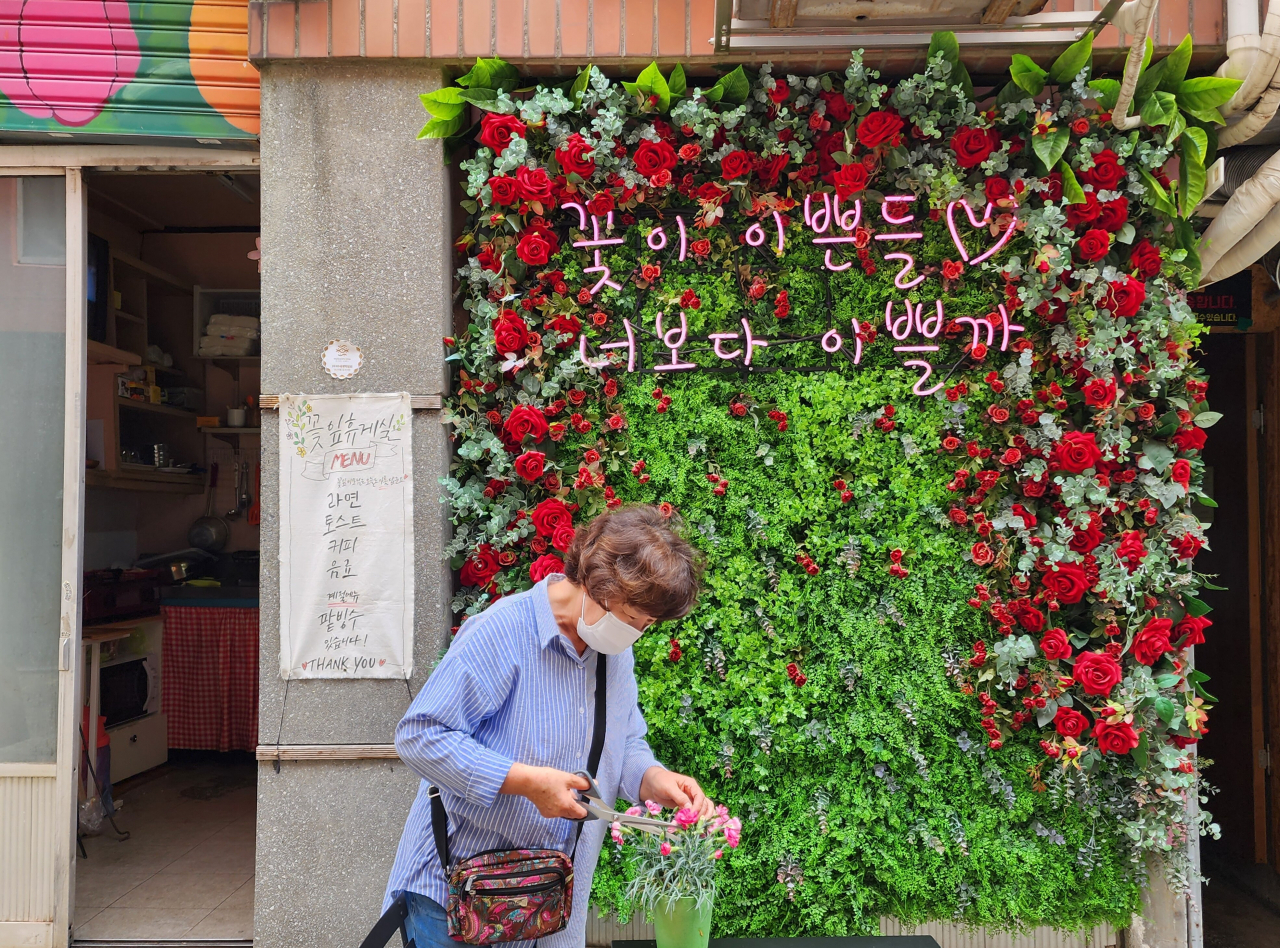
[1194,410,1222,428]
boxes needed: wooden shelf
[200,427,260,434]
[112,251,191,294]
[86,467,203,494]
[87,340,141,366]
[115,396,196,419]
[113,310,144,324]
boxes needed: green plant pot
[652,896,713,948]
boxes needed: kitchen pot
[189,461,230,552]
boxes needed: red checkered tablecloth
[162,606,259,752]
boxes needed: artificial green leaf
[419,88,467,120]
[569,64,595,109]
[1032,126,1070,173]
[1140,90,1178,127]
[1138,167,1178,217]
[633,61,672,111]
[1182,125,1208,163]
[1158,34,1194,91]
[1010,54,1047,95]
[702,83,724,103]
[1141,35,1154,73]
[996,80,1029,108]
[1164,109,1186,145]
[1184,594,1212,618]
[1186,116,1220,163]
[713,66,751,105]
[457,87,501,110]
[1178,76,1243,113]
[1154,697,1179,726]
[928,30,961,67]
[456,57,491,89]
[1088,78,1120,111]
[1197,495,1219,508]
[1154,674,1182,688]
[1174,218,1202,282]
[1133,56,1169,108]
[1049,31,1093,85]
[668,63,687,98]
[1054,161,1085,204]
[416,114,466,140]
[1133,731,1149,769]
[1194,681,1219,702]
[1194,410,1222,427]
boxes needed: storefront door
[0,167,88,948]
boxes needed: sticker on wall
[321,339,363,379]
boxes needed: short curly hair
[563,505,703,622]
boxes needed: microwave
[99,653,160,728]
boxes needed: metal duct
[1220,146,1280,197]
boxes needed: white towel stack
[199,314,260,357]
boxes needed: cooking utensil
[238,460,252,512]
[135,547,215,580]
[573,771,674,836]
[226,459,243,519]
[189,462,230,551]
[247,464,260,525]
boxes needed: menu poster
[278,393,414,679]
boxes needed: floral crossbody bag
[429,654,607,944]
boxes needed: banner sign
[278,393,414,679]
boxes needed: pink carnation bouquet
[610,801,742,913]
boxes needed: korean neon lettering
[946,199,1019,265]
[874,194,923,241]
[883,252,925,290]
[563,203,625,296]
[653,311,697,371]
[805,192,864,271]
[578,318,638,372]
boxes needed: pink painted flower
[659,841,672,856]
[610,822,625,845]
[0,0,140,126]
[712,849,723,860]
[644,799,662,815]
[625,805,644,817]
[722,817,742,848]
[673,806,701,829]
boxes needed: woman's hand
[638,766,715,820]
[501,763,591,819]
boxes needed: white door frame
[0,145,259,948]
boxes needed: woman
[384,504,710,946]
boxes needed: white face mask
[577,591,645,655]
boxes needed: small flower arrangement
[611,802,742,913]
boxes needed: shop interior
[1195,316,1280,947]
[76,171,260,942]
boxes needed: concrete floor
[1203,872,1280,948]
[73,756,256,940]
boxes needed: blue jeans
[404,893,455,948]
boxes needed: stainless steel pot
[189,461,230,552]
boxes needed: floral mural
[425,32,1239,935]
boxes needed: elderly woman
[384,504,709,946]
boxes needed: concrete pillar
[254,60,454,948]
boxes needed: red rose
[1049,431,1104,473]
[819,90,852,123]
[720,149,754,180]
[814,132,844,173]
[514,450,546,482]
[1174,615,1211,647]
[1042,562,1090,604]
[1105,276,1146,317]
[1065,192,1100,228]
[633,139,677,178]
[1016,603,1045,633]
[1097,197,1129,232]
[1132,617,1173,665]
[1074,651,1124,696]
[856,111,904,149]
[942,259,964,281]
[546,313,581,346]
[1093,718,1140,754]
[690,238,711,257]
[971,542,994,566]
[1054,707,1090,738]
[488,175,520,206]
[529,553,565,582]
[1116,530,1148,572]
[556,132,596,178]
[1082,377,1116,408]
[1173,533,1204,559]
[493,312,530,354]
[478,112,527,155]
[984,177,1012,204]
[1075,228,1111,262]
[587,191,615,215]
[516,165,554,204]
[1040,627,1072,661]
[830,162,869,199]
[531,497,572,537]
[695,181,729,205]
[502,404,550,446]
[1130,239,1162,278]
[756,153,790,189]
[460,544,501,587]
[1082,149,1125,190]
[1042,172,1063,202]
[950,126,1000,169]
[1170,426,1207,452]
[517,229,555,266]
[1069,523,1104,554]
[550,521,576,553]
[1170,458,1191,487]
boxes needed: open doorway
[1195,329,1280,947]
[75,171,260,942]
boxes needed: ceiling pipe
[1198,147,1280,284]
[1110,0,1161,131]
[1221,3,1280,122]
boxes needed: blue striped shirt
[384,576,662,946]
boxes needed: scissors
[573,770,674,836]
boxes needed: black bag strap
[430,653,607,870]
[358,892,413,948]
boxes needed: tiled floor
[74,756,256,940]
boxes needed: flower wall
[424,34,1237,934]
